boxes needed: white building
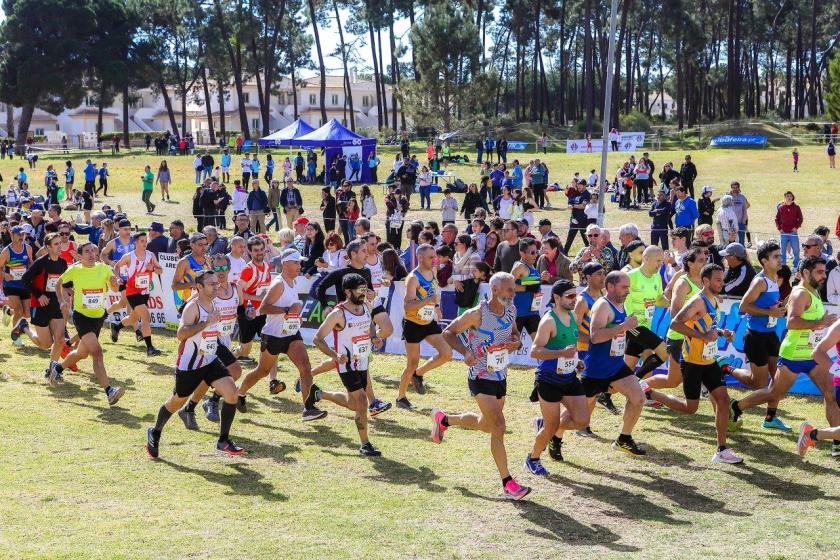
[648,92,677,119]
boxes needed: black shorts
[238,312,267,344]
[626,326,663,358]
[217,344,237,367]
[73,311,105,338]
[126,293,150,308]
[516,315,540,336]
[260,332,303,356]
[666,337,683,364]
[339,368,368,392]
[468,377,507,399]
[4,286,30,300]
[682,361,726,400]
[529,378,585,403]
[581,364,635,397]
[173,359,229,398]
[402,319,442,344]
[743,330,780,368]
[31,303,63,327]
[372,304,387,317]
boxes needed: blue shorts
[777,358,817,375]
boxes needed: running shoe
[762,417,792,433]
[645,398,663,409]
[612,436,646,457]
[712,447,744,464]
[503,479,532,500]
[411,373,426,395]
[395,397,415,410]
[431,408,447,444]
[359,442,382,457]
[203,399,220,422]
[597,392,622,415]
[178,406,199,431]
[574,427,597,438]
[368,399,392,416]
[831,443,840,458]
[700,386,710,400]
[217,439,246,456]
[728,399,743,432]
[797,422,816,458]
[237,395,247,413]
[106,386,125,406]
[145,428,160,459]
[61,343,78,372]
[302,407,328,422]
[109,321,120,343]
[48,361,63,387]
[524,456,550,476]
[237,356,256,365]
[269,379,286,394]
[303,383,319,409]
[548,437,564,461]
[533,417,544,433]
[146,347,162,357]
[10,318,27,342]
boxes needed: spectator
[571,224,617,273]
[293,216,309,253]
[246,180,268,233]
[530,159,548,208]
[146,221,169,256]
[648,189,671,249]
[360,185,377,219]
[721,243,755,296]
[697,185,715,226]
[716,195,739,245]
[537,236,572,283]
[679,154,698,199]
[774,191,803,269]
[385,186,409,250]
[301,221,325,277]
[435,245,454,287]
[461,183,482,222]
[538,218,557,241]
[825,251,840,304]
[265,179,282,231]
[694,224,723,266]
[381,247,408,283]
[417,165,433,209]
[203,225,228,256]
[493,220,520,273]
[814,225,833,260]
[449,233,480,287]
[440,188,458,226]
[400,221,424,270]
[232,212,253,242]
[616,223,640,270]
[141,165,155,214]
[563,180,591,255]
[155,161,171,202]
[729,181,750,246]
[279,178,303,229]
[482,230,499,268]
[166,220,188,253]
[672,186,699,235]
[73,211,105,245]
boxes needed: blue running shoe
[762,417,792,432]
[533,417,544,433]
[524,456,550,476]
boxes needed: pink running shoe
[431,408,447,444]
[797,422,816,458]
[503,479,531,500]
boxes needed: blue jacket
[247,188,268,212]
[73,224,102,245]
[84,163,96,182]
[673,196,699,227]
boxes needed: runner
[311,273,383,456]
[511,238,542,336]
[1,225,34,343]
[526,280,590,472]
[728,240,789,431]
[396,244,452,409]
[15,232,68,375]
[234,237,272,373]
[109,231,163,356]
[646,264,744,464]
[177,253,245,429]
[171,232,211,312]
[797,317,840,458]
[101,219,140,339]
[625,246,669,380]
[237,248,326,420]
[49,242,126,404]
[582,271,647,456]
[731,256,839,433]
[226,236,248,284]
[145,269,245,458]
[430,272,531,500]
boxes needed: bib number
[829,362,840,377]
[644,301,655,321]
[352,334,371,360]
[486,343,509,372]
[531,292,544,312]
[45,275,60,292]
[809,329,825,348]
[418,305,435,322]
[9,267,24,281]
[82,289,104,309]
[610,334,626,356]
[135,273,150,290]
[702,339,717,361]
[558,355,578,375]
[199,331,218,355]
[282,314,301,336]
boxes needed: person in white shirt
[588,170,598,187]
[231,183,248,216]
[240,153,253,186]
[192,155,203,185]
[440,188,458,225]
[584,193,600,225]
[715,195,739,244]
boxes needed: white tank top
[261,276,301,338]
[365,255,388,302]
[176,300,220,371]
[126,250,153,294]
[213,284,239,346]
[333,303,372,373]
[228,254,247,284]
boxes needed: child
[435,245,454,287]
[584,193,599,225]
[588,169,598,187]
[440,188,458,225]
[15,167,27,187]
[792,148,799,173]
[454,261,492,310]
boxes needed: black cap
[551,279,576,298]
[118,219,131,228]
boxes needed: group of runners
[3,223,840,501]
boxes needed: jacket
[279,187,303,211]
[775,202,803,233]
[673,196,699,227]
[537,252,573,283]
[246,188,269,212]
[679,161,697,185]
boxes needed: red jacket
[775,202,803,233]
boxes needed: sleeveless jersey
[176,301,219,371]
[240,260,272,307]
[626,267,662,329]
[584,298,627,379]
[4,243,30,289]
[112,237,135,261]
[176,254,208,302]
[577,291,597,353]
[666,276,701,341]
[125,251,153,296]
[465,300,516,381]
[779,288,825,361]
[332,303,373,373]
[513,261,542,317]
[681,293,719,365]
[261,275,301,338]
[59,240,76,265]
[747,273,781,332]
[535,309,580,385]
[366,256,388,303]
[404,268,437,325]
[228,255,247,285]
[213,284,239,346]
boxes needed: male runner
[101,219,139,338]
[526,280,590,473]
[235,237,272,373]
[798,315,840,458]
[50,242,125,404]
[172,233,212,312]
[110,231,163,356]
[396,244,452,409]
[511,238,542,336]
[311,273,383,456]
[1,225,33,342]
[731,256,839,433]
[237,248,326,420]
[582,271,646,456]
[625,246,669,378]
[646,264,744,464]
[728,240,788,431]
[145,270,245,458]
[431,272,531,500]
[226,236,248,284]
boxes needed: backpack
[363,195,378,218]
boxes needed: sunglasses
[587,233,600,238]
[562,293,577,300]
[213,264,230,272]
[802,244,819,249]
[60,232,70,237]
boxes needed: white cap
[280,248,302,264]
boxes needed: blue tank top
[113,237,136,261]
[747,273,780,333]
[4,243,30,289]
[187,254,205,274]
[465,300,516,381]
[583,298,627,379]
[513,261,541,318]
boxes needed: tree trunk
[389,14,400,131]
[795,11,803,118]
[407,1,418,81]
[5,103,13,140]
[96,86,105,140]
[557,0,566,124]
[15,103,34,155]
[180,86,188,138]
[377,28,388,129]
[218,80,227,142]
[368,18,383,129]
[808,0,819,116]
[531,0,541,122]
[201,66,216,145]
[290,59,299,120]
[583,0,594,132]
[159,80,180,137]
[307,0,328,125]
[333,0,355,130]
[784,43,792,119]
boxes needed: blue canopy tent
[293,118,377,183]
[257,119,316,148]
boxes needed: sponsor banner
[710,135,768,147]
[566,132,645,154]
[506,141,529,151]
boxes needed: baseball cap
[293,217,310,226]
[19,223,34,235]
[701,186,713,195]
[118,219,131,228]
[148,222,164,233]
[720,242,746,258]
[189,232,207,243]
[11,225,25,234]
[280,248,302,263]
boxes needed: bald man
[624,246,670,386]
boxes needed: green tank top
[548,309,578,349]
[666,276,701,342]
[626,267,662,329]
[779,288,825,360]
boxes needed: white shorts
[221,166,230,173]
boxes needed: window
[243,92,250,103]
[34,128,45,136]
[309,94,317,105]
[331,94,339,106]
[251,118,260,130]
[277,93,286,105]
[85,96,95,107]
[362,96,370,107]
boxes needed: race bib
[9,266,24,281]
[281,314,301,336]
[531,292,544,312]
[199,330,218,355]
[558,356,578,375]
[829,362,840,377]
[809,329,826,348]
[45,274,60,292]
[219,318,236,336]
[118,266,128,279]
[418,305,435,322]
[486,343,509,372]
[352,334,371,360]
[766,315,778,328]
[610,334,626,356]
[644,300,655,321]
[81,289,104,309]
[135,273,150,290]
[702,339,717,361]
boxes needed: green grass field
[1,145,839,559]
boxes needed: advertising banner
[566,132,646,154]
